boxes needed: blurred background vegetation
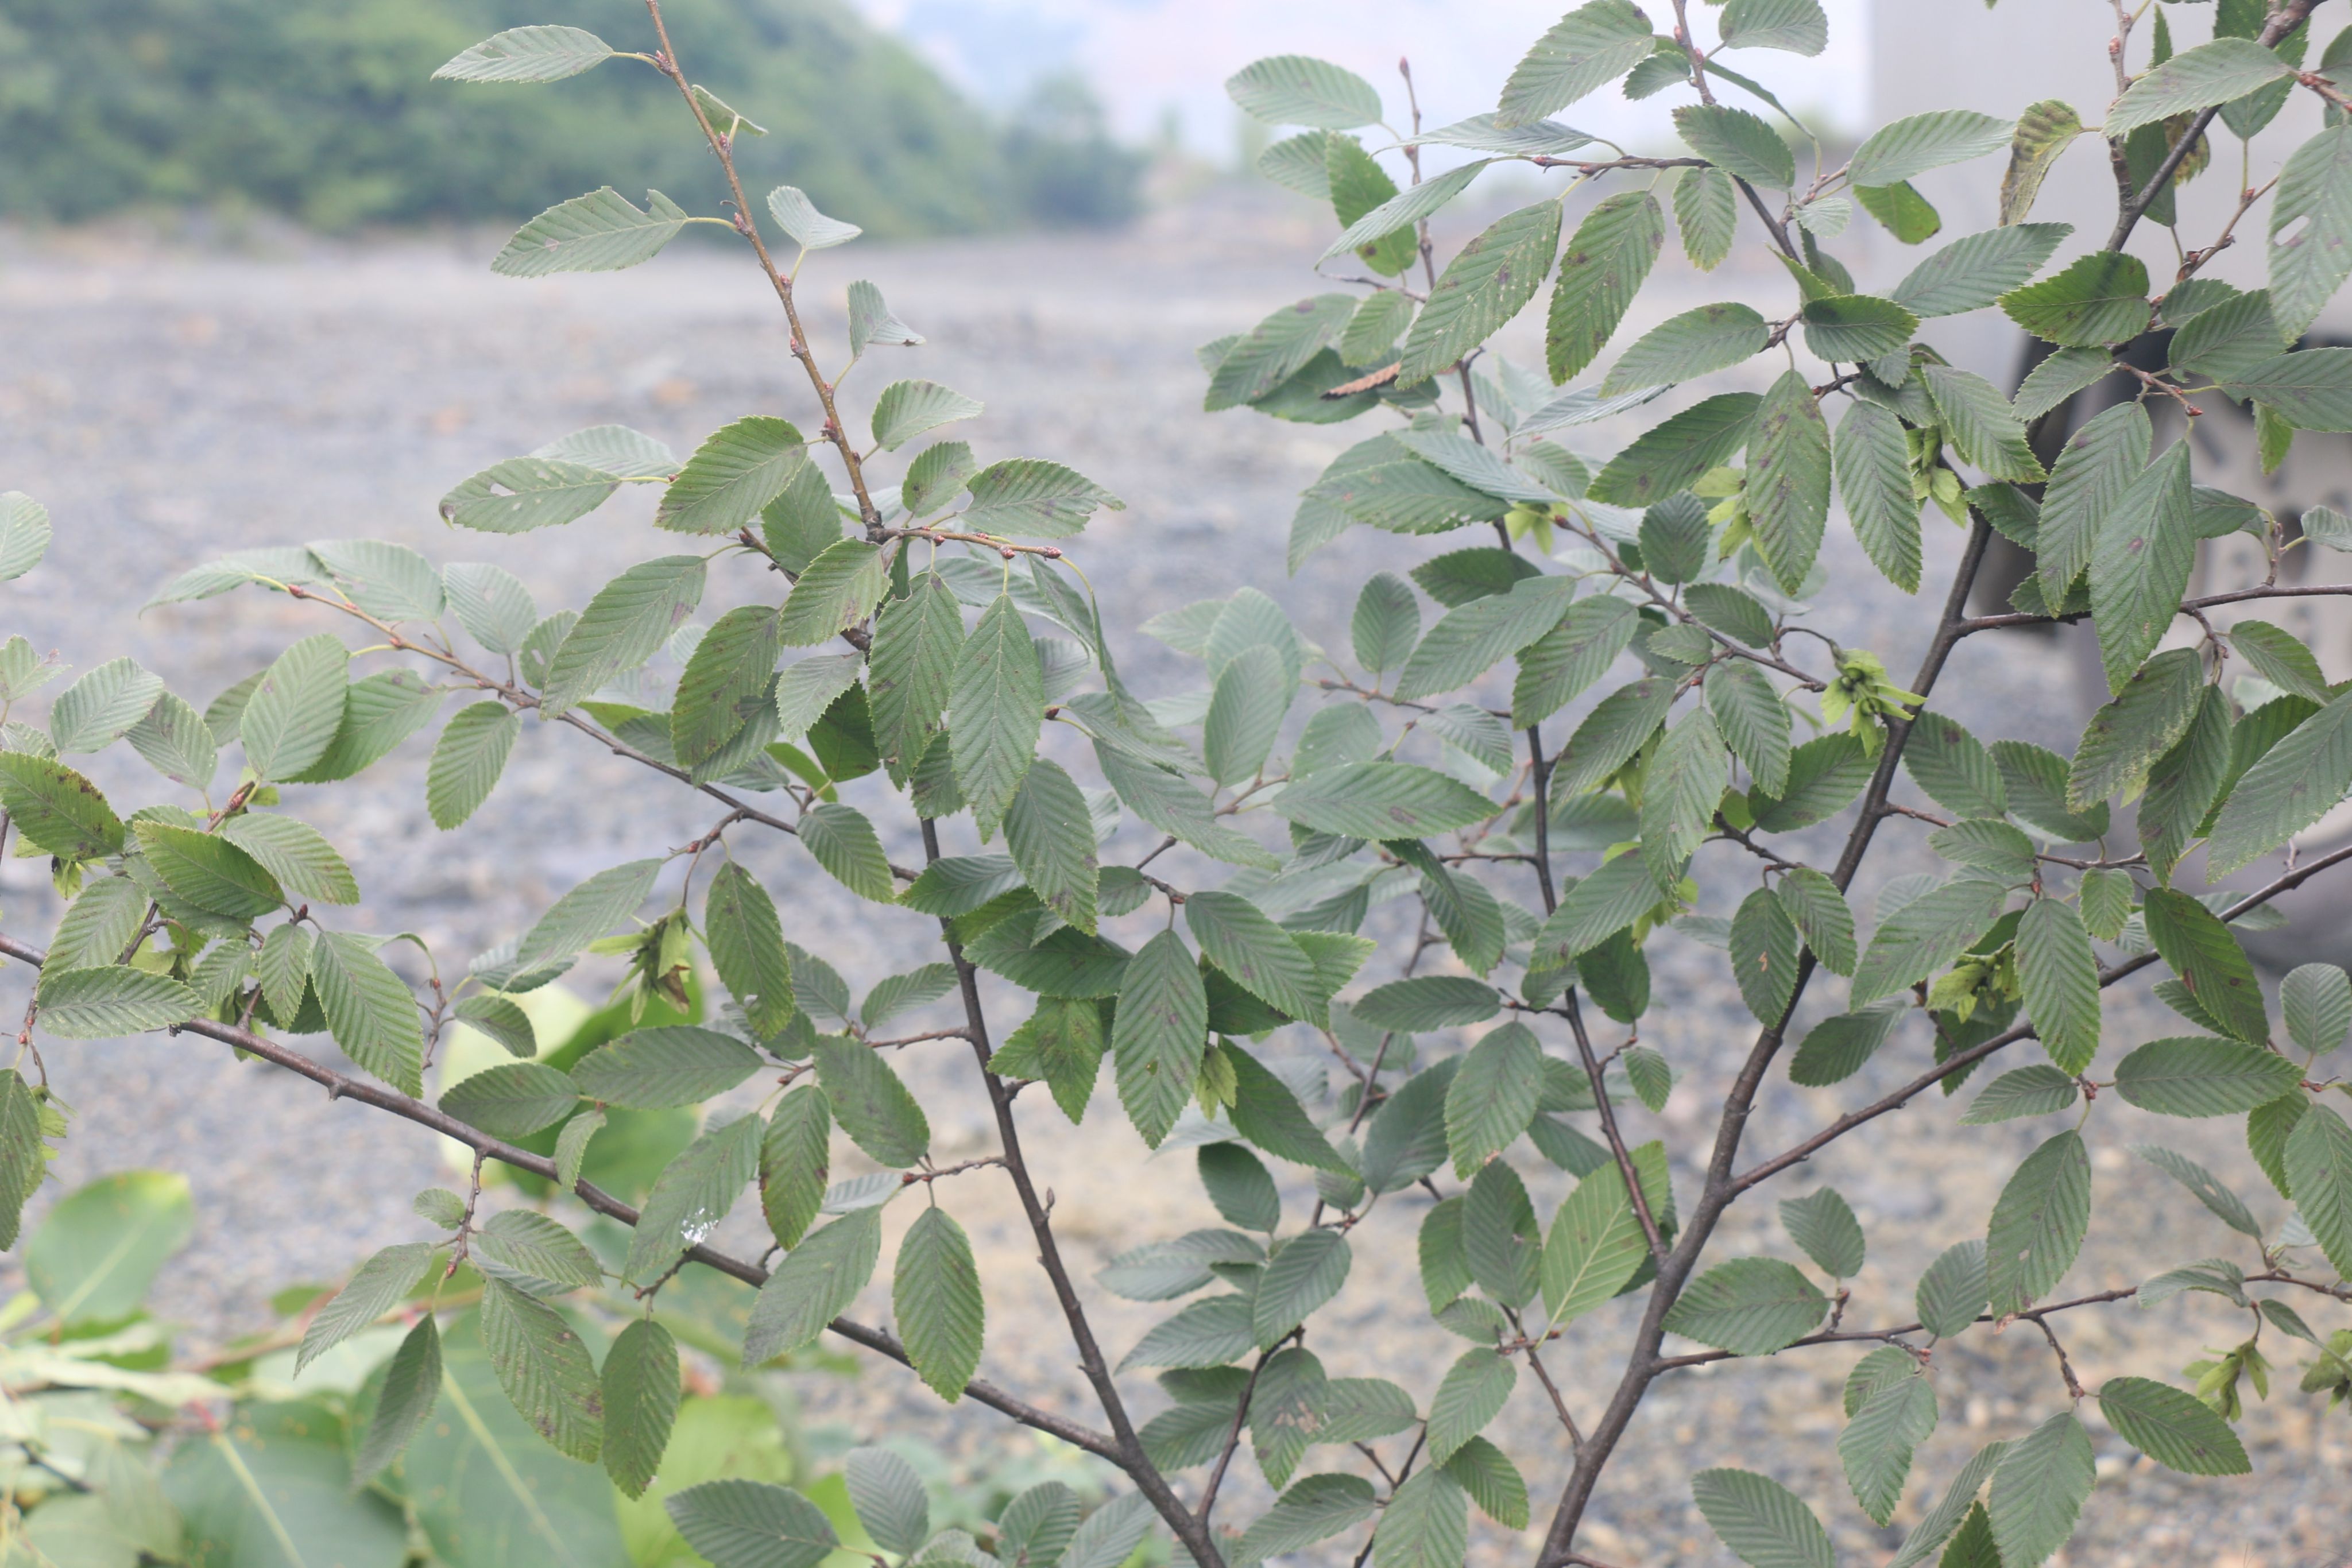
[0,0,1147,235]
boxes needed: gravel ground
[0,188,2346,1565]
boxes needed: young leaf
[297,1241,436,1373]
[435,25,614,82]
[844,1448,931,1559]
[896,1205,985,1401]
[601,1318,680,1500]
[1986,1129,2091,1315]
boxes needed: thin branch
[1562,992,1665,1259]
[0,931,1118,1461]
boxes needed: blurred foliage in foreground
[0,0,1144,235]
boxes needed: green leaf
[356,1315,443,1481]
[1675,166,1740,270]
[1960,1064,2080,1125]
[1999,252,2152,347]
[516,857,662,969]
[23,1170,191,1329]
[2079,867,2134,942]
[241,633,350,781]
[894,1205,985,1400]
[1352,976,1503,1033]
[1197,1143,1280,1233]
[2108,37,2293,137]
[2098,1375,2248,1476]
[1252,1228,1351,1348]
[44,875,146,974]
[1675,103,1794,188]
[1921,363,2044,482]
[1729,886,1802,1027]
[1986,1130,2091,1315]
[2115,1036,2301,1117]
[674,605,784,768]
[2218,346,2352,429]
[1780,1187,1865,1277]
[777,539,888,649]
[1272,761,1494,839]
[872,380,982,451]
[297,1240,436,1372]
[439,456,621,534]
[1371,1469,1468,1568]
[1690,1467,1833,1568]
[1121,1294,1254,1369]
[2084,439,2194,692]
[2168,289,2289,384]
[900,440,973,518]
[1237,1474,1376,1567]
[1227,55,1382,127]
[1639,708,1726,884]
[32,963,199,1039]
[668,1480,841,1568]
[1546,192,1665,382]
[476,1210,601,1288]
[1588,392,1761,507]
[798,802,894,904]
[2268,125,2352,338]
[574,1025,762,1109]
[1850,109,2012,187]
[310,930,424,1097]
[2068,649,2202,813]
[441,1062,581,1138]
[1774,868,1855,976]
[1112,931,1208,1147]
[2284,1103,2352,1277]
[2284,962,2352,1055]
[1444,1021,1544,1178]
[555,1106,603,1193]
[869,574,962,783]
[705,862,795,1036]
[1840,1353,1937,1526]
[1993,740,2107,842]
[846,280,926,358]
[450,992,535,1059]
[767,185,861,249]
[493,185,687,276]
[845,1448,931,1558]
[1425,1348,1514,1464]
[813,1036,929,1167]
[1531,850,1661,962]
[134,819,279,917]
[1512,596,1638,727]
[2016,897,2100,1074]
[744,1207,884,1365]
[1204,645,1293,786]
[1496,1,1657,126]
[2014,345,2115,421]
[1851,877,2005,1004]
[435,24,613,82]
[624,1113,760,1286]
[0,752,122,859]
[1187,891,1320,1019]
[126,690,218,788]
[49,657,162,753]
[287,667,443,783]
[1800,293,1918,363]
[1402,202,1562,388]
[0,491,52,581]
[961,458,1124,539]
[1914,1238,1989,1338]
[1351,573,1420,675]
[600,1319,679,1500]
[1601,302,1766,395]
[951,594,1045,838]
[1747,370,1832,593]
[2144,887,2269,1044]
[540,556,706,717]
[1720,0,1826,53]
[1395,574,1573,702]
[1664,1257,1829,1356]
[1987,1412,2093,1568]
[1000,758,1097,934]
[760,1087,831,1250]
[2206,684,2352,874]
[1893,223,2071,318]
[2230,619,2331,706]
[424,702,521,830]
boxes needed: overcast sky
[847,0,1873,156]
